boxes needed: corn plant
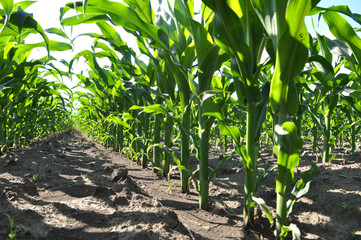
[250,0,319,238]
[199,0,272,227]
[50,0,361,237]
[0,1,73,154]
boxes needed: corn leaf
[14,1,36,10]
[198,45,220,94]
[13,40,72,59]
[45,28,69,40]
[310,5,361,25]
[202,100,223,121]
[269,0,311,113]
[129,104,167,115]
[84,0,169,50]
[252,196,274,224]
[124,0,153,24]
[218,123,241,146]
[9,7,50,60]
[0,0,13,32]
[323,11,361,66]
[275,122,303,194]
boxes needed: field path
[1,130,361,239]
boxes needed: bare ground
[0,129,360,239]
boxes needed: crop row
[1,1,361,239]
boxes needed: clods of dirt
[111,166,128,182]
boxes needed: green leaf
[287,164,319,217]
[218,122,241,146]
[252,196,274,224]
[83,0,88,16]
[275,122,303,194]
[198,45,220,94]
[46,28,69,39]
[311,5,361,25]
[0,0,13,32]
[129,104,167,115]
[74,0,169,50]
[180,45,196,69]
[281,224,301,240]
[269,0,311,113]
[251,0,288,50]
[208,1,251,72]
[62,14,110,25]
[109,115,130,129]
[323,11,361,66]
[238,144,253,170]
[255,82,270,139]
[13,40,71,59]
[96,21,127,48]
[123,112,134,121]
[174,0,192,30]
[165,59,190,110]
[308,55,334,77]
[10,6,51,61]
[124,0,153,24]
[14,1,36,10]
[202,99,223,121]
[315,33,332,64]
[208,153,234,182]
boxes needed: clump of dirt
[0,129,360,239]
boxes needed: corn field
[1,0,361,239]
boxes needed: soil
[0,129,360,239]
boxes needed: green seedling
[2,213,28,239]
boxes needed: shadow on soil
[0,130,360,239]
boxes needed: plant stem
[198,104,212,210]
[153,113,162,171]
[351,124,356,154]
[244,102,258,228]
[323,114,330,163]
[181,107,191,192]
[117,124,123,152]
[163,113,173,176]
[275,101,287,238]
[276,192,287,240]
[312,124,317,152]
[198,129,210,209]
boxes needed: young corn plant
[321,9,361,161]
[200,0,270,227]
[306,26,361,162]
[0,2,73,154]
[251,0,323,238]
[62,0,195,184]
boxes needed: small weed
[342,203,349,209]
[2,213,29,239]
[32,174,38,181]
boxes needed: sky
[10,0,361,90]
